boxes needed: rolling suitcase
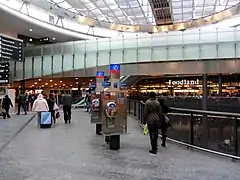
[40,112,52,128]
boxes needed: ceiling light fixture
[38,79,41,81]
[45,83,48,85]
[29,39,32,42]
[54,84,57,86]
[50,80,53,82]
[34,82,37,84]
[75,78,78,80]
[60,81,62,83]
[29,29,32,31]
[52,37,56,40]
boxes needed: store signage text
[169,79,199,85]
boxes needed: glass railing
[128,99,240,159]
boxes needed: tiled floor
[0,110,239,180]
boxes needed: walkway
[0,110,239,180]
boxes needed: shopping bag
[143,124,149,135]
[40,112,52,125]
[53,103,59,111]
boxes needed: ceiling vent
[149,0,173,25]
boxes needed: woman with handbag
[47,94,59,124]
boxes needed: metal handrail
[139,100,240,117]
[128,99,240,159]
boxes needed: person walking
[2,95,13,119]
[32,94,49,126]
[85,93,91,113]
[143,92,163,154]
[158,97,171,147]
[47,94,56,124]
[62,92,73,124]
[17,91,27,115]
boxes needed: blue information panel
[102,81,111,87]
[96,71,104,78]
[110,64,120,73]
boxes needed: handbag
[55,112,60,119]
[164,114,171,127]
[53,103,59,111]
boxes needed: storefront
[133,74,240,96]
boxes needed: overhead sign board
[0,34,23,61]
[0,62,10,84]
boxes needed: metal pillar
[202,74,209,145]
[218,74,222,96]
[202,74,208,110]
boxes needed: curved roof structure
[31,0,240,33]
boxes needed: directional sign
[0,62,10,84]
[0,35,23,61]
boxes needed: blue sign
[102,81,111,87]
[90,84,96,88]
[110,64,120,72]
[121,82,128,87]
[96,71,104,77]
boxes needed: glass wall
[17,28,240,80]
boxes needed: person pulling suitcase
[32,94,50,127]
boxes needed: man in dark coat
[62,92,73,124]
[17,91,27,115]
[2,95,13,119]
[143,92,163,154]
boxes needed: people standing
[143,92,163,154]
[32,94,49,126]
[62,92,73,124]
[2,95,13,119]
[17,91,27,115]
[47,94,56,124]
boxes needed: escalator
[120,75,142,87]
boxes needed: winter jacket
[32,94,49,112]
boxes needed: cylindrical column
[218,74,222,96]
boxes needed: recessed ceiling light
[45,83,48,85]
[90,79,92,82]
[52,37,56,40]
[29,39,32,42]
[63,84,65,86]
[34,82,38,84]
[38,79,41,81]
[51,85,53,87]
[50,80,53,82]
[75,78,78,80]
[54,84,57,86]
[60,81,62,83]
[29,29,32,31]
[76,82,79,84]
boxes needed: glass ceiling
[43,0,239,26]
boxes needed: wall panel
[43,56,52,76]
[33,56,42,77]
[24,57,32,79]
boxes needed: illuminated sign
[169,79,200,85]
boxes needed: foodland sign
[169,79,200,85]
